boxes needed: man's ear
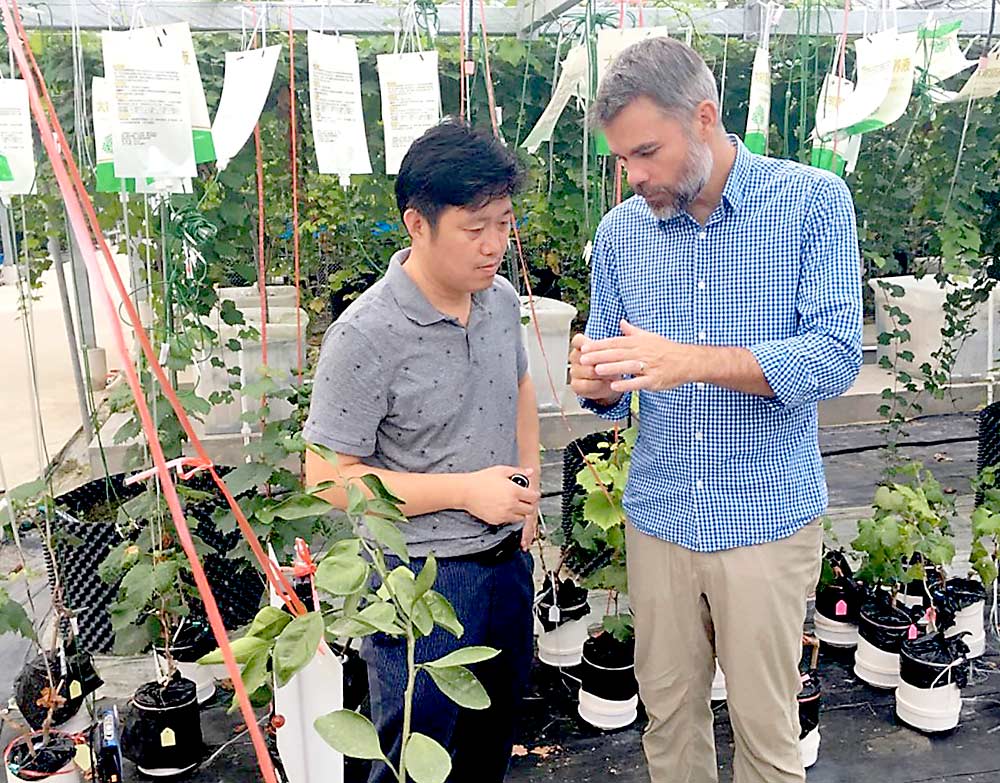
[403,207,426,241]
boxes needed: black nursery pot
[899,634,970,690]
[5,731,78,781]
[798,671,821,738]
[153,620,217,664]
[858,600,918,654]
[121,676,204,776]
[14,645,103,730]
[579,632,638,702]
[535,576,591,632]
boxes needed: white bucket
[814,611,859,648]
[4,733,83,783]
[537,616,590,668]
[854,637,901,689]
[153,653,216,705]
[711,661,727,702]
[577,689,638,730]
[519,296,576,411]
[895,680,961,733]
[945,601,985,659]
[799,726,820,769]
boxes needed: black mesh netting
[121,675,205,772]
[561,430,618,579]
[975,402,1000,503]
[900,633,969,690]
[49,472,265,654]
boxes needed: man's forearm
[693,345,775,398]
[304,449,469,517]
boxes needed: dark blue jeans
[361,549,535,783]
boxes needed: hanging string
[250,6,269,369]
[287,7,302,384]
[459,0,466,119]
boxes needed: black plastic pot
[14,643,103,730]
[900,634,970,690]
[121,676,205,776]
[798,670,821,738]
[858,599,920,654]
[5,731,78,781]
[579,632,637,702]
[932,577,987,627]
[535,576,590,632]
[815,551,865,623]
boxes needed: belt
[455,532,521,564]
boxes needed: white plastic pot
[869,274,997,380]
[854,637,901,689]
[537,616,590,668]
[945,601,985,659]
[814,611,859,648]
[519,296,576,411]
[577,690,639,731]
[4,733,82,783]
[799,727,821,770]
[153,653,215,705]
[895,680,961,733]
[711,661,727,702]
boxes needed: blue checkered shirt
[582,138,862,552]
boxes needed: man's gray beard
[644,141,714,220]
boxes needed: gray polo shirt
[303,248,529,558]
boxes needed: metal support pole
[48,231,94,442]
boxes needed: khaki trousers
[626,520,823,783]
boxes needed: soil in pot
[121,675,205,776]
[6,733,77,779]
[535,576,590,631]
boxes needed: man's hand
[462,466,541,527]
[580,320,697,393]
[570,333,623,405]
[520,512,537,551]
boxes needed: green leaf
[198,634,270,665]
[246,606,292,641]
[346,483,366,516]
[306,442,340,466]
[0,590,34,639]
[270,494,334,521]
[423,665,491,710]
[314,710,385,761]
[583,490,623,531]
[273,611,325,687]
[360,474,405,506]
[413,555,437,600]
[423,646,499,669]
[365,515,409,561]
[219,299,245,325]
[403,733,451,783]
[223,462,273,495]
[424,590,464,637]
[315,553,370,596]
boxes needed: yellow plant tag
[160,727,176,748]
[73,743,92,771]
[68,680,82,699]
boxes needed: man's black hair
[395,118,523,228]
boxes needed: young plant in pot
[198,448,504,783]
[813,548,866,649]
[2,482,88,783]
[570,427,639,730]
[851,464,955,689]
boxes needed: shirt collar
[720,134,752,214]
[385,248,487,327]
[386,249,449,326]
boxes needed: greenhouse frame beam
[15,1,997,37]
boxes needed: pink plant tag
[835,600,848,617]
[907,624,919,640]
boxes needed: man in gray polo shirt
[304,120,540,782]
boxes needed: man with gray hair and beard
[568,37,862,783]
